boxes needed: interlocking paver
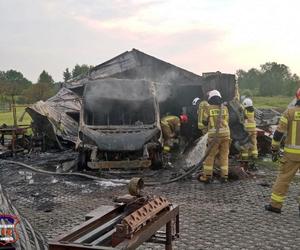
[1,157,300,249]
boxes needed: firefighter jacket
[201,104,230,138]
[198,101,209,130]
[272,105,300,161]
[161,115,180,133]
[244,109,256,132]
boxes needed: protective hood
[81,126,160,151]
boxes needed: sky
[0,0,299,82]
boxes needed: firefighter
[198,100,209,134]
[241,98,258,160]
[265,88,300,214]
[199,90,230,183]
[161,114,188,152]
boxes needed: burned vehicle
[77,78,163,170]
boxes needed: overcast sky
[0,0,299,82]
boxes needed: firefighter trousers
[241,131,258,160]
[203,136,230,178]
[161,123,174,147]
[270,155,300,208]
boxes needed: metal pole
[175,214,180,238]
[165,221,172,250]
[11,95,17,128]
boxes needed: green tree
[0,69,32,96]
[237,62,299,97]
[259,62,291,96]
[236,68,260,91]
[23,83,55,103]
[37,70,54,85]
[63,68,71,82]
[71,64,92,78]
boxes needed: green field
[252,96,292,110]
[0,106,32,126]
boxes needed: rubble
[26,49,238,150]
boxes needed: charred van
[77,78,163,170]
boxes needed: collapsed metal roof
[65,49,202,92]
[26,87,81,146]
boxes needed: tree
[37,70,54,85]
[63,68,71,82]
[0,69,32,96]
[236,62,300,96]
[259,62,291,96]
[236,68,261,91]
[71,64,92,78]
[23,83,55,103]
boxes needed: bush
[241,89,253,98]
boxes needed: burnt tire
[77,151,87,171]
[151,151,163,170]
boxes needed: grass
[252,96,292,110]
[0,106,32,126]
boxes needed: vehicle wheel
[77,150,87,171]
[150,151,163,169]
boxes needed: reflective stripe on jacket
[198,101,209,129]
[202,105,230,138]
[244,109,256,132]
[273,106,300,160]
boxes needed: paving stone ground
[1,157,300,249]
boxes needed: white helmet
[242,98,253,108]
[208,90,222,100]
[192,97,200,106]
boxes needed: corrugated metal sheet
[27,88,81,144]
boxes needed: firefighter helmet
[208,90,221,100]
[192,97,200,106]
[179,114,188,123]
[242,98,253,108]
[296,88,300,100]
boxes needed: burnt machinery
[49,178,179,250]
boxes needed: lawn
[0,106,32,126]
[252,96,292,110]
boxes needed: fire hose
[0,137,216,186]
[0,144,212,186]
[0,105,224,186]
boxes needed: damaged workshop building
[0,49,288,250]
[27,49,251,170]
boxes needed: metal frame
[49,204,179,250]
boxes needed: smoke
[154,83,172,103]
[83,78,157,125]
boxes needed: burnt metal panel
[81,126,160,151]
[27,88,81,144]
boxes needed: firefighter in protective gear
[265,88,300,214]
[161,115,187,152]
[199,90,231,183]
[198,100,209,133]
[241,98,258,160]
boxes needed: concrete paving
[0,158,300,249]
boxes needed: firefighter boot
[198,174,212,184]
[265,204,281,214]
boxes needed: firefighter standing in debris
[197,99,209,134]
[161,114,187,152]
[265,88,300,214]
[241,98,258,160]
[199,90,231,183]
